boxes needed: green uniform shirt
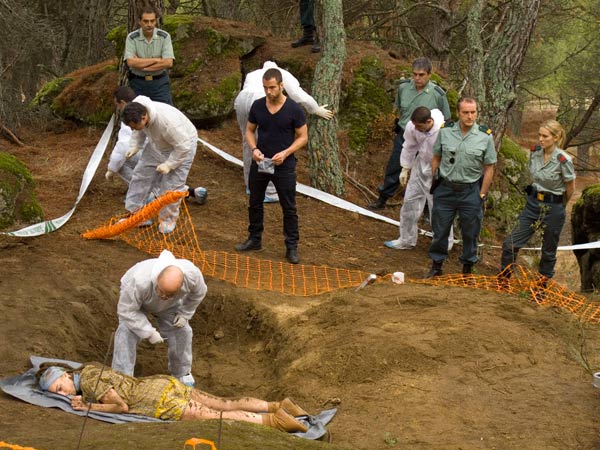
[530,146,575,195]
[433,121,497,183]
[125,28,175,77]
[395,80,451,129]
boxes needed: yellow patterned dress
[79,364,192,420]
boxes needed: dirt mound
[1,120,600,450]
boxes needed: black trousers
[377,130,405,199]
[248,163,299,249]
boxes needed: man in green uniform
[125,6,175,105]
[368,57,451,210]
[424,97,496,278]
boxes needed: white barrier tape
[198,136,600,253]
[2,115,115,237]
[197,136,401,227]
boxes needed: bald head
[156,265,184,299]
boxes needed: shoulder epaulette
[128,30,140,40]
[157,29,169,39]
[530,144,542,152]
[557,152,568,163]
[398,79,411,86]
[441,120,454,129]
[479,124,492,135]
[433,84,446,96]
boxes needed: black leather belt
[129,71,167,81]
[441,178,477,192]
[525,185,563,203]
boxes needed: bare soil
[2,115,600,450]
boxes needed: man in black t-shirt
[235,68,308,264]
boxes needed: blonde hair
[540,119,566,148]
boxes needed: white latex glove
[173,314,187,328]
[125,146,140,159]
[315,104,334,120]
[399,167,410,187]
[148,330,164,344]
[156,163,171,174]
[105,170,116,181]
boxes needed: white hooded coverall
[125,96,198,230]
[234,61,321,197]
[112,250,207,378]
[396,108,454,249]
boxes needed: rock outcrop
[572,184,600,291]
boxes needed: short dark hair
[122,102,147,125]
[113,86,136,103]
[411,106,432,124]
[456,96,477,112]
[263,68,283,84]
[139,6,159,19]
[412,57,432,74]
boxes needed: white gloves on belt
[173,314,187,328]
[156,163,171,174]
[105,170,116,181]
[125,146,140,159]
[399,167,410,187]
[148,330,165,344]
[315,105,334,120]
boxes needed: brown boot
[281,397,309,417]
[262,408,308,433]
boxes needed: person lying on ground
[36,361,309,433]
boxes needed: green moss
[582,183,600,197]
[175,73,241,116]
[31,77,74,106]
[446,89,459,120]
[0,152,43,228]
[183,57,206,75]
[106,24,127,58]
[0,152,33,184]
[203,27,231,57]
[499,135,528,187]
[343,56,393,153]
[20,198,44,222]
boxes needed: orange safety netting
[82,191,370,295]
[82,192,600,323]
[411,265,600,324]
[0,442,38,450]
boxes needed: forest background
[1,0,600,173]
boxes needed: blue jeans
[129,74,173,105]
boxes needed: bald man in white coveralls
[234,61,333,202]
[112,250,207,387]
[385,107,453,250]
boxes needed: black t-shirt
[248,97,306,170]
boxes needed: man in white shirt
[385,107,453,250]
[234,61,332,202]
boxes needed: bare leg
[182,400,263,424]
[190,389,269,413]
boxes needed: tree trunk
[307,0,346,196]
[466,0,541,148]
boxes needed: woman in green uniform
[37,362,308,433]
[500,119,576,284]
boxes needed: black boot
[497,266,512,291]
[462,264,472,274]
[367,197,387,211]
[286,247,299,264]
[291,29,315,48]
[311,39,321,53]
[423,260,443,279]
